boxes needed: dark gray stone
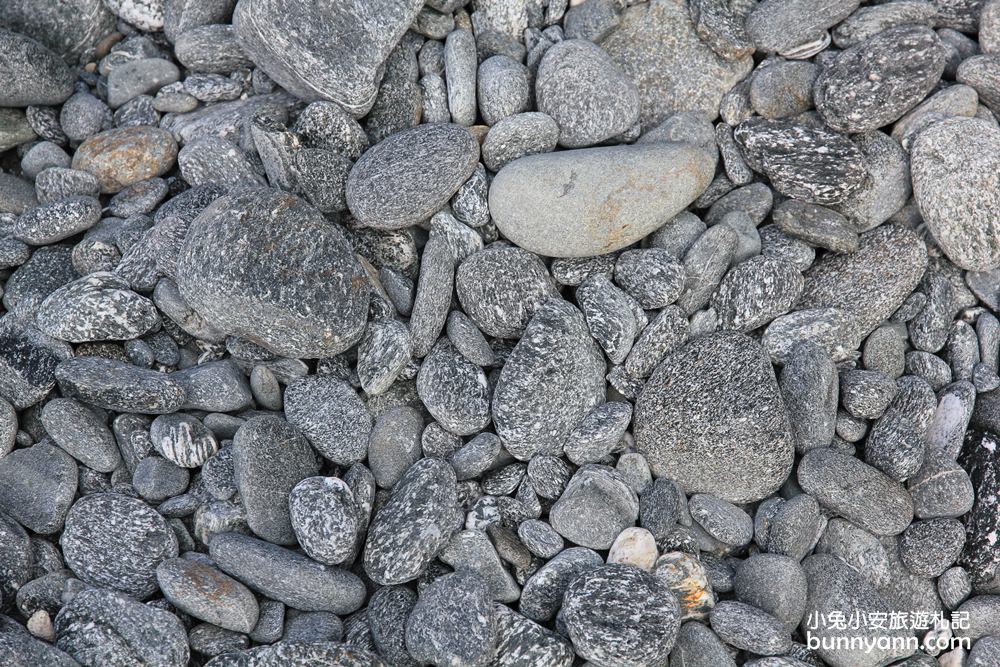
[363,458,458,585]
[405,571,497,667]
[289,476,364,566]
[56,357,187,414]
[176,188,370,358]
[209,531,366,614]
[156,557,259,633]
[41,397,121,473]
[549,465,639,550]
[0,442,77,535]
[710,601,792,656]
[347,123,479,230]
[492,298,605,460]
[60,492,179,599]
[233,415,320,545]
[233,0,422,116]
[558,564,681,666]
[635,332,794,503]
[0,30,75,107]
[284,375,372,466]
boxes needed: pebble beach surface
[0,0,1000,666]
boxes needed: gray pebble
[405,571,497,667]
[209,531,366,614]
[549,464,638,549]
[689,494,753,547]
[0,442,77,534]
[289,476,364,566]
[156,556,259,633]
[710,601,792,656]
[444,29,478,126]
[133,455,189,502]
[865,376,936,481]
[482,112,560,172]
[635,332,793,503]
[60,492,178,598]
[55,357,187,414]
[284,375,372,466]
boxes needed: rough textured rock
[911,117,1000,271]
[492,299,606,460]
[635,332,794,503]
[176,188,370,358]
[284,375,372,465]
[601,0,753,127]
[233,0,423,116]
[490,142,716,258]
[363,458,459,585]
[814,26,946,133]
[60,492,179,599]
[0,30,75,107]
[347,123,479,230]
[405,571,497,667]
[558,564,681,666]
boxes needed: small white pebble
[27,609,54,642]
[607,527,658,570]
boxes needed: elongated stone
[490,143,716,258]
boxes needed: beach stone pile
[0,0,1000,665]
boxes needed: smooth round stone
[174,24,255,73]
[107,58,181,109]
[746,0,858,54]
[68,128,172,198]
[490,142,716,258]
[0,30,75,107]
[60,492,179,599]
[711,255,804,332]
[346,123,479,230]
[536,39,640,148]
[209,532,366,614]
[233,415,320,545]
[492,298,606,460]
[176,188,370,358]
[40,398,121,473]
[55,357,187,414]
[549,465,639,550]
[0,442,77,534]
[493,605,574,667]
[132,456,189,502]
[455,244,559,339]
[797,448,914,536]
[689,493,754,547]
[558,564,681,666]
[36,272,159,343]
[607,527,658,570]
[635,332,794,504]
[814,25,946,133]
[405,571,497,667]
[156,558,259,633]
[735,554,809,633]
[150,413,219,468]
[478,55,529,126]
[363,458,458,585]
[54,588,189,667]
[21,142,70,179]
[832,130,910,233]
[899,518,966,578]
[417,339,491,436]
[233,0,422,116]
[911,117,1000,271]
[289,476,363,566]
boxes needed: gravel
[0,3,996,665]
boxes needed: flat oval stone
[55,357,187,414]
[798,225,927,342]
[814,25,945,133]
[156,557,259,633]
[0,30,75,107]
[363,458,458,585]
[635,332,794,504]
[36,272,160,342]
[60,492,179,599]
[492,299,606,460]
[405,571,497,667]
[911,117,1000,271]
[289,476,363,566]
[14,195,102,245]
[233,415,320,545]
[209,532,366,614]
[233,0,423,116]
[150,413,219,468]
[71,126,179,194]
[41,398,121,473]
[176,188,370,358]
[490,142,716,258]
[346,123,479,230]
[797,448,914,536]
